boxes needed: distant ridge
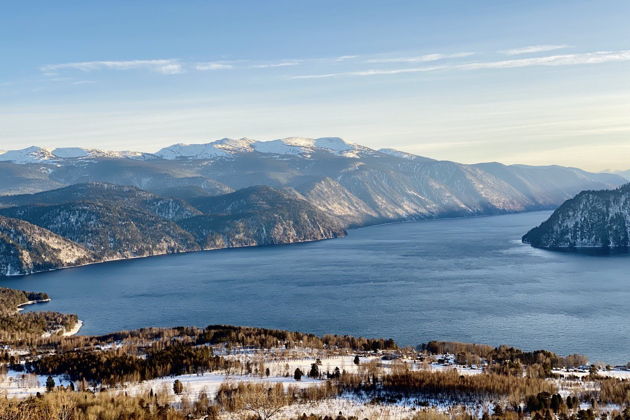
[0,137,625,226]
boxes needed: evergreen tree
[45,376,55,392]
[173,379,184,395]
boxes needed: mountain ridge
[523,183,630,250]
[0,183,346,276]
[1,138,625,227]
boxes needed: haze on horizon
[2,0,630,172]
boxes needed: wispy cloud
[292,49,630,79]
[292,66,446,79]
[459,50,630,69]
[195,62,234,71]
[366,52,474,63]
[335,55,358,62]
[251,61,301,68]
[500,44,569,55]
[41,59,184,75]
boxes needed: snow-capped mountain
[0,146,57,164]
[52,147,151,160]
[0,137,626,226]
[0,146,154,163]
[155,136,364,159]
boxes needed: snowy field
[3,348,628,420]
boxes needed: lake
[3,211,629,364]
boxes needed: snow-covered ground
[0,349,484,401]
[123,372,322,400]
[0,370,73,398]
[3,346,625,420]
[228,397,422,420]
[553,368,630,379]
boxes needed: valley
[0,137,625,276]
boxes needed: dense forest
[0,286,78,340]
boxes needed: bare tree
[239,383,287,420]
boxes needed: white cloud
[251,61,301,68]
[195,62,234,71]
[41,59,184,75]
[292,49,630,79]
[291,65,446,79]
[500,44,569,55]
[335,55,358,62]
[366,52,474,63]
[458,50,630,70]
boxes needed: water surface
[4,211,629,364]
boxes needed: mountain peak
[0,146,55,163]
[155,137,362,160]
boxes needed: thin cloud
[336,55,358,62]
[292,49,630,79]
[292,66,446,79]
[41,59,184,75]
[501,44,569,55]
[366,52,474,63]
[251,61,301,68]
[195,62,234,71]
[459,50,630,69]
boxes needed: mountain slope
[0,184,346,276]
[295,177,379,226]
[523,184,630,249]
[0,138,625,225]
[0,162,65,196]
[0,216,93,276]
[0,202,201,259]
[181,185,346,248]
[0,183,202,221]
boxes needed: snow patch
[0,146,56,163]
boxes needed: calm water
[3,211,629,364]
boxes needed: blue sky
[2,0,630,170]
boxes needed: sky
[2,0,630,171]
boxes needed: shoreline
[63,319,83,336]
[15,298,51,313]
[41,319,83,338]
[0,209,555,281]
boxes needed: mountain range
[0,137,624,225]
[0,137,627,275]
